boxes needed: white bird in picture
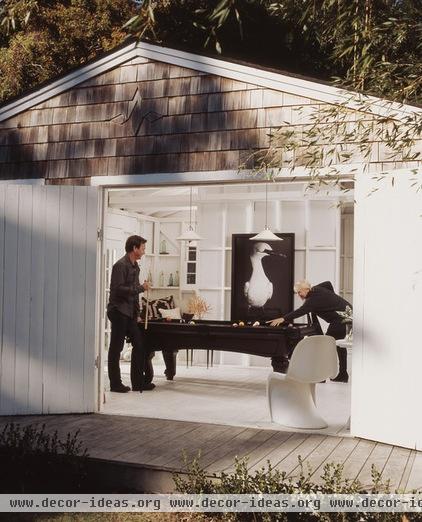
[244,242,284,308]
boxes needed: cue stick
[144,288,150,331]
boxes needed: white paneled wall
[105,209,140,257]
[340,206,354,303]
[0,185,99,415]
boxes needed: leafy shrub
[173,454,420,521]
[0,422,88,493]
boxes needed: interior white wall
[104,209,139,258]
[340,206,354,303]
[352,170,422,450]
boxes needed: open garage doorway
[99,180,354,435]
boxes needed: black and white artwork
[231,233,295,322]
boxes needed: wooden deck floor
[1,413,421,493]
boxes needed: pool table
[141,319,317,380]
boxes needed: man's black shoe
[132,383,156,392]
[110,384,130,393]
[330,372,349,383]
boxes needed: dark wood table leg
[163,350,178,380]
[271,355,290,374]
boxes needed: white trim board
[90,165,360,187]
[0,178,45,185]
[0,40,420,124]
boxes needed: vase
[345,323,353,341]
[160,239,167,254]
[158,271,164,287]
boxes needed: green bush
[173,454,421,521]
[0,423,88,493]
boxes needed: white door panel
[352,170,422,449]
[0,185,99,414]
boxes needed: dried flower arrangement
[186,294,212,320]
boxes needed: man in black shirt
[267,280,351,382]
[107,235,153,393]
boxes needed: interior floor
[102,363,351,437]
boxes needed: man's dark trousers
[107,309,147,389]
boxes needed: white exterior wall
[0,185,99,415]
[352,169,422,449]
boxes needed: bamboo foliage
[1,1,421,106]
[245,94,422,191]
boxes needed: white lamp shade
[249,228,284,241]
[177,228,203,241]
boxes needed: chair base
[267,372,328,429]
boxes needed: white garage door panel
[28,188,47,412]
[0,185,99,415]
[352,171,422,449]
[15,187,32,414]
[0,185,19,414]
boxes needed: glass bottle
[168,272,174,286]
[174,270,179,286]
[158,270,164,287]
[160,239,167,254]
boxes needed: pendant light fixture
[177,186,203,241]
[250,182,283,241]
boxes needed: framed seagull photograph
[231,233,295,322]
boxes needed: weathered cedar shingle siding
[0,54,421,183]
[0,59,280,181]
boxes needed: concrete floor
[102,362,351,436]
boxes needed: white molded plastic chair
[267,335,338,429]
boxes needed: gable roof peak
[0,38,420,124]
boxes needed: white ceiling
[107,181,354,218]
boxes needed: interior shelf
[308,246,337,251]
[152,286,180,290]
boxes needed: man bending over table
[267,280,351,382]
